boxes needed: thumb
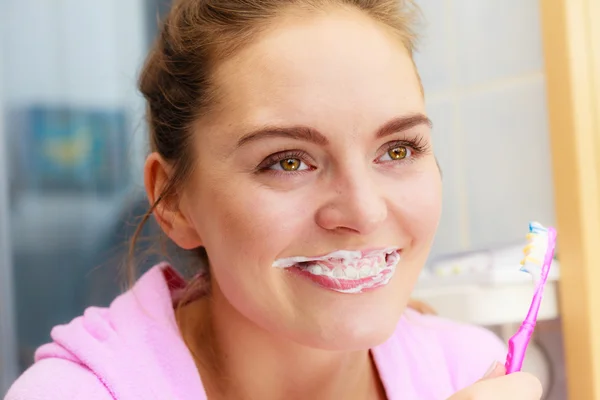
[481,361,507,380]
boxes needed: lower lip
[288,265,395,294]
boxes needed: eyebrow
[235,113,432,148]
[375,114,432,139]
[237,125,328,148]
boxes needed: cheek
[393,168,442,246]
[194,180,314,263]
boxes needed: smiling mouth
[273,248,401,294]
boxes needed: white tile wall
[462,77,555,248]
[427,100,468,256]
[452,0,545,87]
[3,1,63,106]
[415,0,556,254]
[4,0,146,108]
[412,1,454,94]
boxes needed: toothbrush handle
[505,320,535,374]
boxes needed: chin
[276,271,414,351]
[286,302,405,351]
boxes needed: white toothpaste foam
[272,247,401,294]
[335,269,395,294]
[272,247,399,268]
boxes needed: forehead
[210,9,424,133]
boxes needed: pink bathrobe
[5,263,506,399]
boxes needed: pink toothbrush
[505,222,557,374]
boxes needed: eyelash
[256,150,314,175]
[256,135,430,175]
[381,136,431,162]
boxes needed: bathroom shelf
[413,278,559,326]
[414,245,561,326]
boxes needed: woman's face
[179,9,442,350]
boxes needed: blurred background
[0,0,570,398]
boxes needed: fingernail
[484,361,499,378]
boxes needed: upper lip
[272,247,400,268]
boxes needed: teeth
[273,248,399,268]
[298,254,399,280]
[344,266,358,279]
[307,265,323,275]
[359,266,372,278]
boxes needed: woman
[6,0,542,398]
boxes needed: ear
[144,152,203,250]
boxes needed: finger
[474,372,543,399]
[481,361,506,380]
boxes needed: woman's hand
[447,362,543,399]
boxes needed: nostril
[334,226,361,234]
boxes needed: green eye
[387,146,408,160]
[280,158,301,171]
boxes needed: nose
[315,169,388,235]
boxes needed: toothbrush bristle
[520,221,549,282]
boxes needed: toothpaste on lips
[272,247,401,294]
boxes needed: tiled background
[414,0,556,257]
[414,2,566,398]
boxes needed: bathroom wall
[414,3,566,399]
[2,0,148,179]
[1,0,149,377]
[414,0,556,257]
